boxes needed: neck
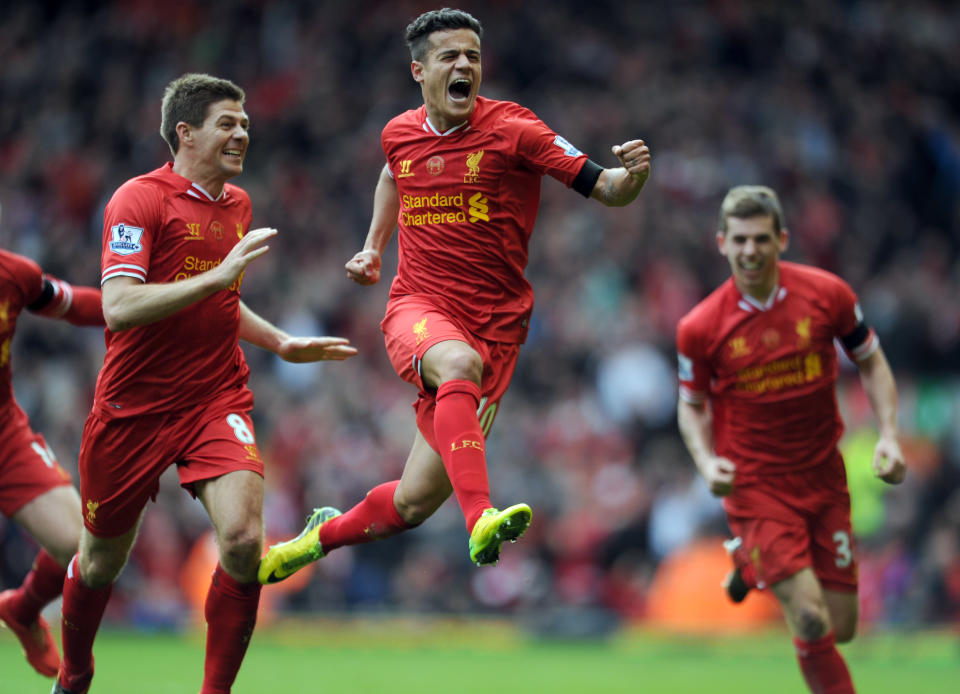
[172,160,226,199]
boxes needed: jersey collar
[737,285,788,313]
[422,115,470,137]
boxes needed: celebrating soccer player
[0,251,101,679]
[52,74,357,694]
[258,8,650,584]
[676,185,906,694]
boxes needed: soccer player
[258,8,650,584]
[676,185,906,694]
[0,251,101,678]
[52,74,357,694]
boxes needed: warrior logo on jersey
[427,156,444,175]
[397,160,415,178]
[728,336,751,359]
[0,300,9,332]
[553,135,583,157]
[464,150,484,183]
[109,223,144,256]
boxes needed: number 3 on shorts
[226,413,255,444]
[832,530,852,569]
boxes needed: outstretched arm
[238,302,357,363]
[677,399,736,496]
[856,346,906,484]
[102,227,277,332]
[30,276,103,326]
[589,139,651,207]
[345,165,400,285]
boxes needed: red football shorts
[723,450,857,593]
[381,294,520,453]
[77,386,263,537]
[0,409,73,517]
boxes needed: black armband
[840,322,870,352]
[572,159,604,198]
[27,278,56,311]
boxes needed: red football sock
[201,563,261,694]
[6,549,65,624]
[794,631,855,693]
[319,481,414,552]
[60,556,111,685]
[433,379,491,532]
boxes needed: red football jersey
[382,96,590,344]
[1,250,47,427]
[676,262,878,480]
[95,163,253,417]
[1,250,94,425]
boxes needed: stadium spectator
[0,250,101,679]
[52,73,357,694]
[676,185,907,693]
[257,7,650,584]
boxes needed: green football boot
[468,504,532,566]
[258,506,342,584]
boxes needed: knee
[78,549,126,589]
[794,606,830,642]
[218,524,263,573]
[394,488,447,526]
[436,348,482,385]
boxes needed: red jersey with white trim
[676,261,879,481]
[1,250,98,427]
[382,96,590,344]
[96,163,253,417]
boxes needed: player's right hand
[218,227,277,289]
[345,249,381,285]
[700,455,736,496]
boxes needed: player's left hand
[274,336,358,363]
[873,435,906,485]
[612,139,651,182]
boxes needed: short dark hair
[405,8,483,61]
[719,185,785,235]
[160,73,245,156]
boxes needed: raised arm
[345,164,400,285]
[677,398,736,496]
[238,301,357,363]
[856,346,906,484]
[589,139,651,207]
[102,227,276,332]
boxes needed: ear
[411,60,424,84]
[778,228,790,253]
[176,122,192,148]
[716,230,726,254]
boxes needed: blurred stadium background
[1,0,958,691]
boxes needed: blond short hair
[719,185,785,235]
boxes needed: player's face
[190,99,250,182]
[717,215,788,301]
[412,28,481,131]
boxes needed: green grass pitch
[3,617,958,693]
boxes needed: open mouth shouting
[448,78,472,102]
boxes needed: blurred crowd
[2,0,959,633]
